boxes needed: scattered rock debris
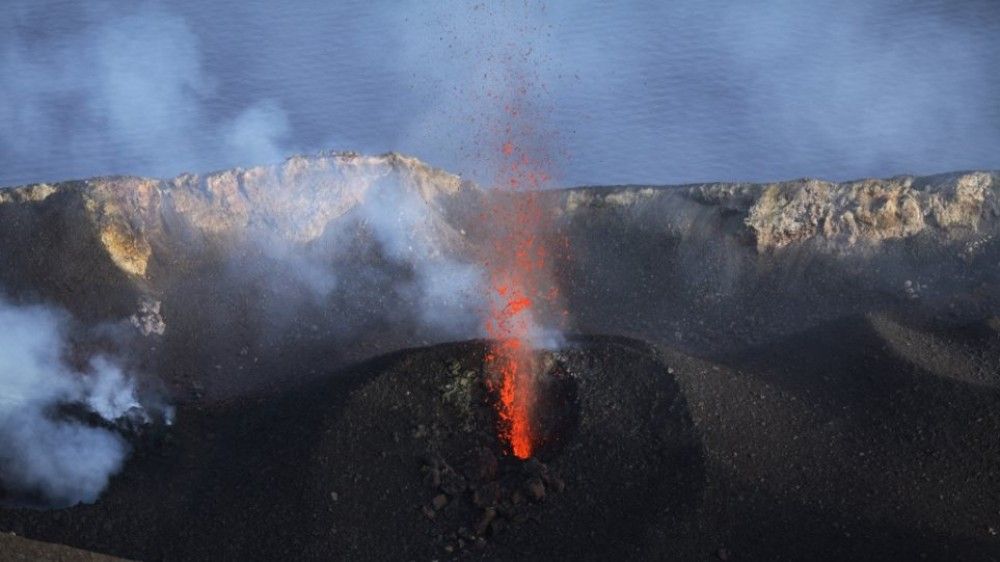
[418,450,566,551]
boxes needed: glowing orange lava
[484,136,552,460]
[460,6,564,459]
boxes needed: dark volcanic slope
[3,327,997,561]
[665,315,1000,561]
[0,532,129,561]
[0,337,703,561]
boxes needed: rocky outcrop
[3,154,995,291]
[743,172,997,251]
[564,171,999,253]
[162,152,469,243]
[0,151,478,332]
[1,153,997,363]
[0,151,472,284]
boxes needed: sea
[1,0,998,187]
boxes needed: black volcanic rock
[0,337,704,561]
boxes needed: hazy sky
[1,0,998,186]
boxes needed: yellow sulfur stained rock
[99,222,151,278]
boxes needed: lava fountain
[483,131,555,460]
[458,4,564,460]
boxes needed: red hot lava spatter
[483,119,557,460]
[433,2,567,460]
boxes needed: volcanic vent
[0,336,703,560]
[1,154,997,560]
[307,336,703,560]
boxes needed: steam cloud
[240,164,487,345]
[0,297,164,507]
[0,3,292,185]
[351,175,485,336]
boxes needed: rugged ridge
[2,153,996,291]
[563,170,999,252]
[1,153,997,385]
[0,152,473,282]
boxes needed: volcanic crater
[0,337,704,561]
[1,153,999,560]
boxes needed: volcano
[1,154,999,560]
[0,337,702,560]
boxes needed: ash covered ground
[1,153,999,561]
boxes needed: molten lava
[485,336,536,459]
[484,138,553,460]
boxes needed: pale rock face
[83,177,162,278]
[926,172,994,230]
[564,187,659,212]
[738,172,997,251]
[559,170,998,252]
[0,183,57,204]
[130,298,166,336]
[160,151,468,244]
[0,152,996,290]
[0,152,471,286]
[99,222,152,277]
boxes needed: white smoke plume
[0,297,164,507]
[268,164,486,340]
[352,174,485,337]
